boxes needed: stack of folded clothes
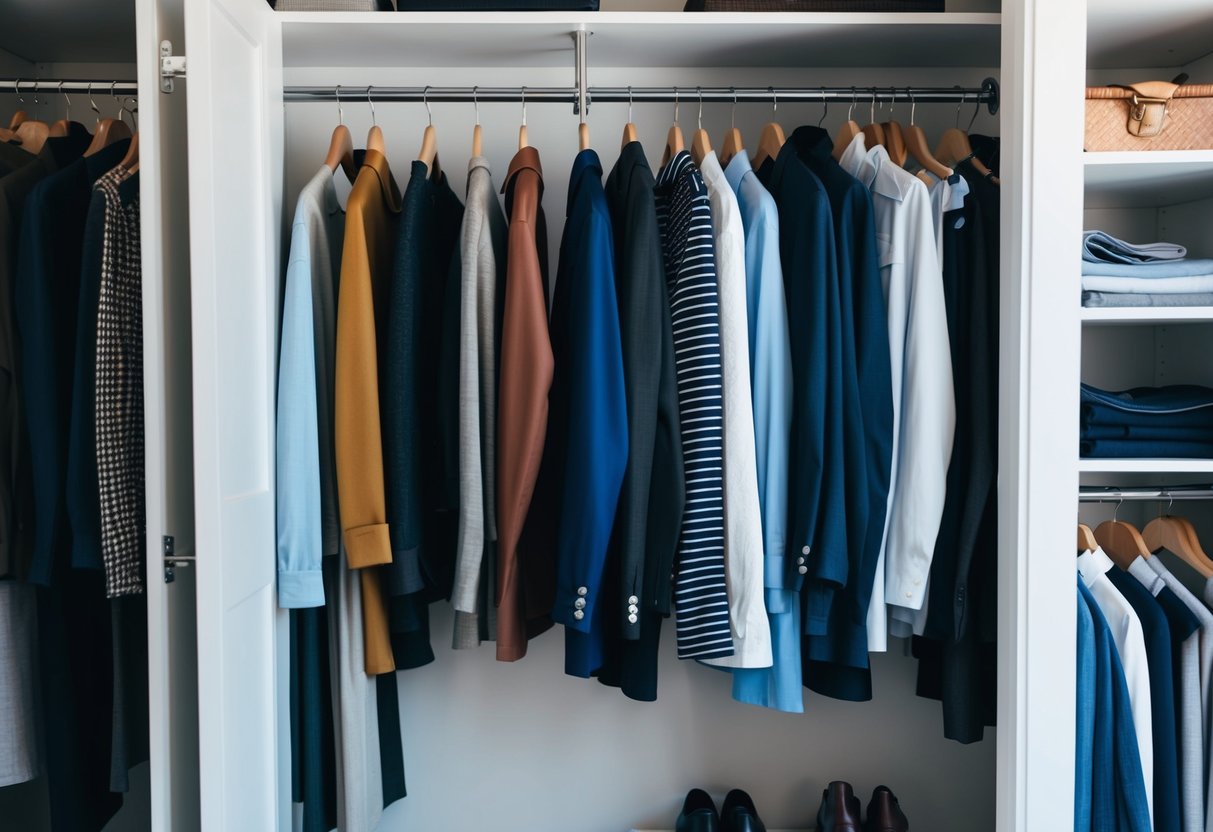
[1080,230,1213,307]
[1081,383,1213,458]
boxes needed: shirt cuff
[278,569,325,609]
[344,523,392,569]
[764,551,787,593]
[551,584,596,634]
[886,574,928,612]
[765,587,795,616]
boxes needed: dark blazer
[755,146,847,627]
[791,127,894,701]
[596,141,684,701]
[543,149,629,678]
[496,147,555,662]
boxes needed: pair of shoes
[676,788,765,832]
[816,782,909,832]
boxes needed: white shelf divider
[1081,306,1213,325]
[1079,458,1213,474]
[1083,150,1213,208]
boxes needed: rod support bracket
[160,40,186,94]
[572,27,590,117]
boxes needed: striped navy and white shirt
[654,151,734,662]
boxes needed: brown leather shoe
[816,781,863,832]
[864,785,909,832]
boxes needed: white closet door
[136,0,201,827]
[182,0,284,828]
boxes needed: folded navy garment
[1083,405,1213,430]
[1081,258,1213,278]
[1081,438,1213,459]
[1082,230,1187,264]
[1082,291,1213,308]
[1081,383,1213,415]
[1081,424,1213,442]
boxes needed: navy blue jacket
[755,145,848,630]
[546,149,628,677]
[790,127,894,701]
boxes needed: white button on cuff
[796,556,805,565]
[801,545,810,555]
[627,614,638,624]
[573,609,585,621]
[628,595,639,605]
[574,598,586,609]
[577,586,588,597]
[627,604,638,614]
[797,565,808,575]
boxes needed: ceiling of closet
[0,0,135,63]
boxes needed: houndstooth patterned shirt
[94,166,144,597]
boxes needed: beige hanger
[84,82,132,158]
[1144,505,1213,579]
[120,131,139,172]
[620,86,638,150]
[860,89,886,152]
[881,93,907,166]
[904,89,952,179]
[49,83,73,138]
[518,86,529,150]
[1078,523,1098,554]
[751,87,785,172]
[471,86,483,157]
[936,91,999,185]
[661,87,685,169]
[417,87,441,180]
[323,86,356,182]
[690,88,711,166]
[364,86,385,156]
[718,88,743,168]
[1094,517,1151,571]
[832,87,863,161]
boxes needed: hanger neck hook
[1166,490,1175,516]
[769,86,777,118]
[521,86,527,127]
[335,84,343,125]
[672,87,679,125]
[59,81,70,122]
[627,85,633,124]
[366,86,376,126]
[1113,496,1122,524]
[423,85,432,126]
[111,81,122,121]
[955,89,965,128]
[909,88,917,126]
[818,86,828,127]
[697,86,703,131]
[849,87,856,122]
[730,86,736,130]
[870,87,877,124]
[88,82,99,117]
[12,79,22,106]
[471,86,479,126]
[888,87,895,119]
[967,89,981,133]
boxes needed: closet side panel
[182,0,283,828]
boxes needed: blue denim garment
[1081,258,1213,277]
[1077,580,1096,832]
[1081,438,1213,459]
[1082,383,1213,416]
[1083,424,1213,442]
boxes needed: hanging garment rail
[282,80,1000,114]
[1079,485,1213,502]
[0,80,138,96]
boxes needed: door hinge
[163,535,196,583]
[160,40,186,94]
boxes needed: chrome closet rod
[283,82,1000,113]
[0,80,138,95]
[1078,485,1213,502]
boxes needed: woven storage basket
[684,0,943,10]
[1086,84,1213,151]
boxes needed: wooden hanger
[1094,517,1151,570]
[578,122,590,152]
[471,86,483,157]
[832,88,863,161]
[518,86,529,150]
[1077,523,1098,554]
[689,88,712,166]
[1144,513,1213,579]
[364,86,385,156]
[15,120,50,155]
[620,87,638,150]
[8,110,27,130]
[417,87,441,180]
[751,88,784,172]
[882,120,907,167]
[717,88,743,167]
[860,91,885,152]
[49,83,82,139]
[936,92,999,185]
[84,83,133,158]
[660,89,685,169]
[904,90,951,179]
[323,87,356,182]
[120,132,139,172]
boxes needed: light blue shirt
[725,150,801,712]
[275,168,344,608]
[1076,578,1095,832]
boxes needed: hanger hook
[1166,489,1175,516]
[59,81,70,122]
[967,89,981,132]
[366,86,376,127]
[955,89,965,128]
[673,87,679,124]
[818,86,828,127]
[870,87,877,124]
[697,86,703,131]
[423,85,432,126]
[335,85,343,125]
[769,86,777,116]
[88,82,99,117]
[888,87,895,118]
[730,86,736,130]
[1113,496,1122,523]
[472,85,479,126]
[12,79,22,106]
[848,87,857,122]
[909,88,917,126]
[627,85,633,124]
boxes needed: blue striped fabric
[654,151,734,661]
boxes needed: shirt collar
[566,148,603,216]
[503,146,543,194]
[468,155,491,176]
[1076,546,1115,588]
[838,132,867,177]
[789,125,835,162]
[723,148,752,192]
[1127,556,1165,596]
[360,149,402,214]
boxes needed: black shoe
[720,789,766,832]
[863,785,909,832]
[676,788,719,832]
[816,781,863,832]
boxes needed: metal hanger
[417,85,441,178]
[690,85,711,166]
[832,85,862,160]
[518,85,528,150]
[752,86,785,171]
[1094,497,1151,570]
[620,85,638,149]
[882,87,907,166]
[13,79,51,154]
[719,86,744,167]
[323,84,356,182]
[1143,491,1213,578]
[817,86,828,128]
[7,78,29,130]
[861,86,886,150]
[471,85,483,157]
[49,81,74,137]
[365,85,385,155]
[661,86,685,168]
[904,87,951,179]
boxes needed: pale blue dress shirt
[725,150,802,712]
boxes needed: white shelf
[1082,306,1213,325]
[1083,150,1213,208]
[278,11,1002,68]
[1079,459,1213,473]
[1087,0,1213,69]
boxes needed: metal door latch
[163,535,196,583]
[160,41,186,93]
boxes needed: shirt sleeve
[275,220,325,607]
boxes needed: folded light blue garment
[1081,258,1213,277]
[1083,275,1213,293]
[1082,230,1187,264]
[1082,291,1213,307]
